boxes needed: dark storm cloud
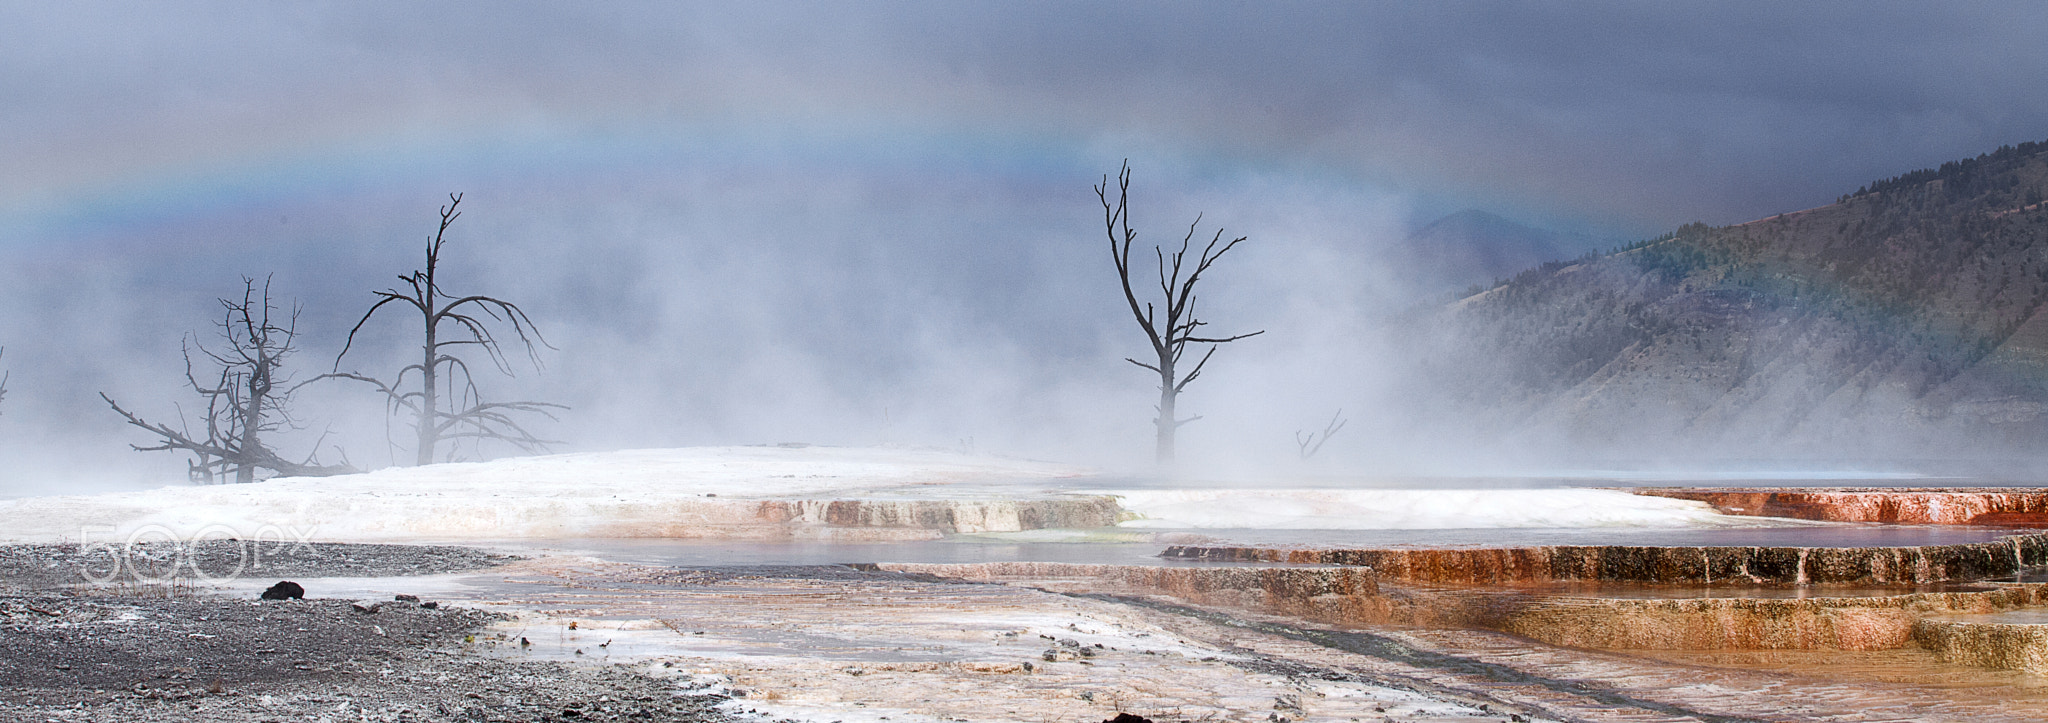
[10,2,2048,229]
[836,1,2048,227]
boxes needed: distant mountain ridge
[1398,210,1603,294]
[1421,140,2048,458]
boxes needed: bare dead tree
[103,276,354,483]
[1296,409,1347,460]
[1098,161,1264,464]
[319,193,562,466]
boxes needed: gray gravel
[0,596,499,697]
[0,543,761,722]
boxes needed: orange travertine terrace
[1633,487,2048,527]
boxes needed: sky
[4,2,2048,491]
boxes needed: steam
[0,154,1448,492]
[8,4,2048,493]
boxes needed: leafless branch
[1098,160,1263,463]
[105,276,354,482]
[1296,410,1348,460]
[319,193,563,465]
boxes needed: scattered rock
[351,600,383,614]
[393,593,420,603]
[260,581,305,600]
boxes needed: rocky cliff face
[1422,141,2048,458]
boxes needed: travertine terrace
[0,447,1112,542]
[1159,533,2048,585]
[899,559,2048,653]
[1915,611,2048,674]
[878,562,1381,621]
[1635,487,2048,526]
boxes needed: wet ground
[376,555,1557,722]
[15,533,2048,721]
[184,548,2048,722]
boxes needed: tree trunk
[236,366,262,484]
[1099,163,1261,470]
[1154,358,1176,464]
[417,326,437,467]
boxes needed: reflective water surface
[1925,609,2048,625]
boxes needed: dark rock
[394,593,420,603]
[1104,714,1153,723]
[260,581,305,600]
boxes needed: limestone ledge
[1162,532,2048,585]
[880,559,2048,654]
[567,497,1125,537]
[1633,487,2048,526]
[882,557,2048,659]
[3,496,1125,542]
[1493,583,2048,651]
[1915,614,2048,673]
[1306,581,2048,651]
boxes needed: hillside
[1398,210,1601,293]
[1423,141,2048,459]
